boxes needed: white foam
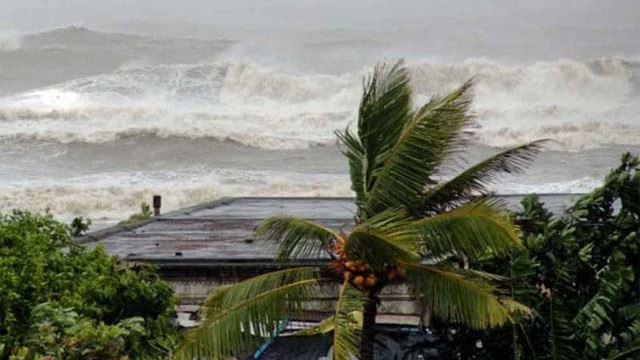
[0,164,605,223]
[495,176,601,195]
[0,62,359,149]
[1,58,639,151]
[0,169,352,221]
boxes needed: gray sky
[2,0,639,67]
[2,0,639,32]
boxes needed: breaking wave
[497,176,601,195]
[0,167,600,223]
[1,57,639,151]
[0,169,352,221]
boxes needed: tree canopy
[0,211,177,360]
[438,153,640,360]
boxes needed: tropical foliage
[8,304,146,360]
[441,153,640,360]
[0,211,177,360]
[177,60,543,360]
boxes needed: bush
[438,153,640,359]
[0,211,177,359]
[10,303,145,360]
[70,217,91,237]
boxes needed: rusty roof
[77,195,581,268]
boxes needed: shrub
[0,211,176,359]
[439,153,640,359]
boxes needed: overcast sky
[2,0,639,32]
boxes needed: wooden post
[153,195,161,216]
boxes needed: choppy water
[1,18,639,225]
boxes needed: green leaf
[292,311,363,337]
[501,298,535,318]
[292,316,336,336]
[175,267,318,360]
[363,80,474,217]
[606,345,640,360]
[345,208,420,269]
[336,127,367,206]
[357,60,413,189]
[256,216,340,261]
[405,263,517,329]
[422,140,546,210]
[416,200,521,259]
[332,280,366,360]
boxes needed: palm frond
[357,60,413,179]
[292,311,363,337]
[292,316,335,336]
[336,127,367,206]
[619,303,640,320]
[256,216,340,261]
[345,207,420,269]
[415,200,521,259]
[422,140,546,211]
[405,263,517,329]
[333,280,366,360]
[619,319,640,349]
[336,60,412,217]
[501,297,535,317]
[548,292,580,360]
[610,317,640,359]
[607,345,640,360]
[175,267,318,360]
[363,80,474,217]
[573,267,623,358]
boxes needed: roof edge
[75,196,237,244]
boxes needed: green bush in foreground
[0,211,177,359]
[9,304,145,360]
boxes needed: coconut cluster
[329,242,404,290]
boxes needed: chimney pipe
[153,195,161,216]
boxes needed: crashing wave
[0,169,352,220]
[1,58,639,151]
[0,168,600,223]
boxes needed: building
[77,195,579,358]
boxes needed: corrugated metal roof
[77,195,581,267]
[78,197,355,266]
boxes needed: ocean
[1,5,639,227]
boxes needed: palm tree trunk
[359,292,378,360]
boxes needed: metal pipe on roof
[153,195,162,216]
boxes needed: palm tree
[176,61,544,360]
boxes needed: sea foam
[0,166,601,222]
[1,58,639,151]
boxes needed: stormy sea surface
[1,8,640,227]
